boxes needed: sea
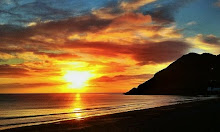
[0,93,216,130]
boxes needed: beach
[2,98,220,132]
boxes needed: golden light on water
[63,71,93,89]
[71,94,84,119]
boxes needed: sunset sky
[0,0,220,93]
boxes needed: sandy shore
[2,98,220,132]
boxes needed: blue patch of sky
[175,0,220,37]
[138,0,220,37]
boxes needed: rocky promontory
[125,53,220,95]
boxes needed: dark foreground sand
[3,98,220,132]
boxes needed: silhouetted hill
[125,53,220,95]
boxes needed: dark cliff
[125,53,220,95]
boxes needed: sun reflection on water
[71,94,84,119]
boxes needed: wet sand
[3,98,220,132]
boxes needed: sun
[64,71,93,89]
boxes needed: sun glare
[64,71,93,89]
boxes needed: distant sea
[0,93,216,130]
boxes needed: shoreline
[2,98,220,132]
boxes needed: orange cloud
[97,62,129,73]
[35,52,80,60]
[120,0,156,11]
[33,15,112,34]
[92,7,122,19]
[0,82,64,89]
[186,34,220,54]
[92,0,155,19]
[63,40,190,65]
[113,13,152,24]
[199,34,220,45]
[0,52,14,60]
[93,74,153,82]
[0,65,30,78]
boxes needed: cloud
[0,7,180,49]
[92,1,123,19]
[0,62,62,78]
[0,7,189,70]
[143,0,196,24]
[0,9,20,17]
[0,15,113,50]
[188,34,220,45]
[0,24,28,38]
[215,0,220,7]
[0,15,113,61]
[0,52,14,59]
[0,1,73,26]
[98,62,129,73]
[92,7,122,19]
[200,34,220,45]
[0,82,64,89]
[120,0,156,11]
[0,64,30,78]
[186,21,197,26]
[15,1,69,17]
[0,15,114,52]
[131,41,190,65]
[33,15,112,34]
[113,12,152,24]
[63,40,190,65]
[93,74,153,82]
[92,0,156,19]
[35,52,80,60]
[186,34,220,54]
[0,0,206,93]
[46,53,79,60]
[79,13,155,44]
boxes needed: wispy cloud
[143,0,196,24]
[186,34,220,54]
[0,64,30,78]
[120,0,156,11]
[215,0,220,7]
[93,74,153,82]
[186,21,197,26]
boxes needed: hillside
[125,53,220,95]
